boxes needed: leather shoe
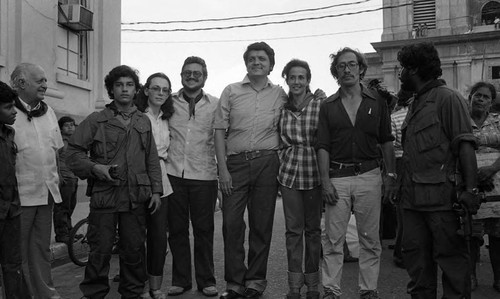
[201,286,218,297]
[244,288,262,298]
[220,290,242,299]
[168,286,192,296]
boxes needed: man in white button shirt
[10,63,63,299]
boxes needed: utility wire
[122,2,411,33]
[121,0,371,25]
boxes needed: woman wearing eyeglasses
[135,72,174,299]
[278,59,325,299]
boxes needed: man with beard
[317,48,397,299]
[10,63,64,298]
[214,42,287,299]
[397,42,479,299]
[166,56,219,297]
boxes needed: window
[481,1,500,25]
[493,66,500,80]
[413,0,436,29]
[56,0,90,80]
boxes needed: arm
[318,148,338,205]
[215,129,232,196]
[380,141,398,203]
[145,129,163,214]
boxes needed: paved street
[47,190,499,299]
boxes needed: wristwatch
[386,173,398,180]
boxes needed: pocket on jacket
[89,182,116,209]
[414,115,441,152]
[136,173,152,202]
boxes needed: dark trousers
[402,209,470,299]
[223,153,279,294]
[167,175,217,290]
[80,207,147,298]
[0,215,29,299]
[280,185,322,274]
[146,198,168,277]
[53,178,78,239]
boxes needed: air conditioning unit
[58,4,93,31]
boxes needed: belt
[329,160,380,178]
[229,150,276,161]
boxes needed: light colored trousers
[21,204,61,299]
[321,168,382,296]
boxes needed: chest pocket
[91,123,120,162]
[414,114,442,152]
[134,123,150,154]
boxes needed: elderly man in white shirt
[10,63,63,299]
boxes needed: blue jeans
[322,168,382,296]
[222,152,279,294]
[280,185,322,274]
[167,176,217,290]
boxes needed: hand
[92,164,118,181]
[383,175,398,204]
[458,190,481,215]
[148,193,161,215]
[218,168,233,197]
[478,165,498,182]
[322,180,338,205]
[313,88,326,99]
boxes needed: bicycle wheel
[68,217,90,267]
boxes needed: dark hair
[368,79,397,110]
[104,65,140,99]
[329,47,368,80]
[397,42,442,81]
[182,56,208,77]
[135,72,174,120]
[0,80,17,104]
[281,59,312,107]
[468,81,497,103]
[243,42,276,70]
[58,116,75,129]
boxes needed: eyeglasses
[181,71,203,79]
[335,61,359,71]
[148,86,170,94]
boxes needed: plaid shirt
[278,93,324,190]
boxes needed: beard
[400,79,416,93]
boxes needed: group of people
[0,40,498,299]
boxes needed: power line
[122,27,383,44]
[121,0,371,25]
[122,2,411,33]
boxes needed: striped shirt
[278,93,324,190]
[391,106,409,158]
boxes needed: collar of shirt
[326,84,379,103]
[145,107,164,120]
[18,97,41,111]
[0,124,14,140]
[241,74,273,88]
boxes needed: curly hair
[0,80,18,104]
[329,47,368,80]
[104,65,140,99]
[135,72,174,120]
[182,56,208,78]
[468,81,497,103]
[243,42,276,70]
[397,42,442,81]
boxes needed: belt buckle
[354,163,361,175]
[244,151,257,160]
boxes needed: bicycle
[68,217,90,266]
[68,217,121,267]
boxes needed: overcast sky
[121,0,383,97]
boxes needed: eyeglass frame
[181,70,203,79]
[147,85,171,94]
[335,61,359,72]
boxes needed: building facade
[0,0,121,121]
[367,0,500,99]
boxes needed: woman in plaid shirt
[278,59,326,299]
